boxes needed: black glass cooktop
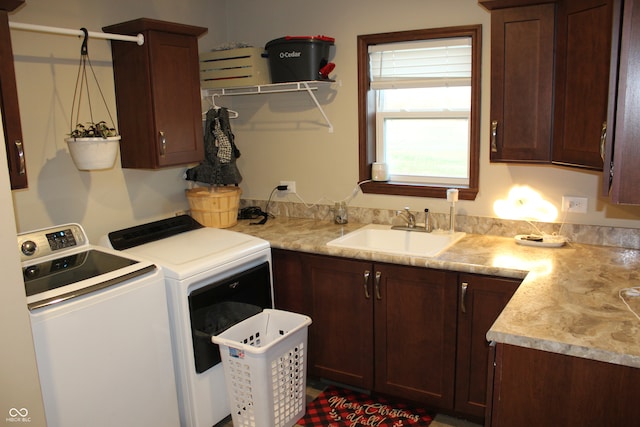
[23,249,139,297]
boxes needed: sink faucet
[395,207,416,228]
[393,207,432,232]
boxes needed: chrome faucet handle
[404,207,416,227]
[394,207,414,228]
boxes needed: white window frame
[370,37,472,187]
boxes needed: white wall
[9,0,225,242]
[221,0,640,229]
[8,0,640,245]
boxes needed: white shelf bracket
[301,82,333,133]
[201,81,334,132]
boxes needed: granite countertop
[230,216,640,369]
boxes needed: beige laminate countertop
[230,216,640,368]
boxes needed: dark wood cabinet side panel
[110,39,157,168]
[0,10,27,189]
[271,249,310,315]
[610,0,640,204]
[491,344,640,426]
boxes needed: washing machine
[18,223,180,427]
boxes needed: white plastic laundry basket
[211,309,312,427]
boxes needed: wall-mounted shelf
[201,81,335,132]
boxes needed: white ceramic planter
[65,136,121,170]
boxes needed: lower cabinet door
[374,263,458,409]
[306,254,375,389]
[455,274,520,419]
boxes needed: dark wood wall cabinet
[103,19,207,169]
[271,248,520,422]
[482,0,616,171]
[0,0,27,189]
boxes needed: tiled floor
[214,379,482,427]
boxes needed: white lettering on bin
[279,51,302,58]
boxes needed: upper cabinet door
[104,19,207,169]
[609,0,640,204]
[552,0,615,170]
[489,4,555,163]
[485,0,618,170]
[0,5,28,189]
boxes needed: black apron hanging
[186,107,242,186]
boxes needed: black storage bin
[265,35,335,83]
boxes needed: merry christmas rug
[296,385,435,426]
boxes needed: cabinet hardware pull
[159,131,166,156]
[461,282,468,313]
[363,270,371,299]
[599,121,607,162]
[491,120,498,153]
[15,140,25,175]
[375,271,382,300]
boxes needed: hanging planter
[65,28,121,171]
[66,121,120,170]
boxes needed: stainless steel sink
[327,224,466,257]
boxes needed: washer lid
[22,246,157,311]
[124,227,269,280]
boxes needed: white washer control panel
[18,223,88,262]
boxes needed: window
[357,26,482,200]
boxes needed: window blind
[369,37,472,89]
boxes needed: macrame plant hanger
[69,28,118,138]
[65,28,122,171]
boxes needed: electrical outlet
[279,180,296,194]
[561,196,588,213]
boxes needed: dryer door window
[188,261,272,373]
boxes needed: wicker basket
[186,186,242,228]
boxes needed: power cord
[253,186,282,225]
[281,179,371,210]
[619,287,640,321]
[524,202,571,243]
